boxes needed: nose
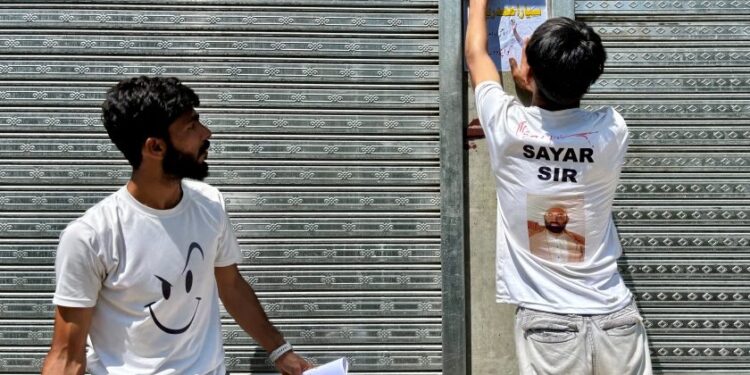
[200,122,212,139]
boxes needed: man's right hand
[509,57,533,94]
[275,351,313,375]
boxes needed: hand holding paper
[302,358,349,375]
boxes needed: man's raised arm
[465,0,501,88]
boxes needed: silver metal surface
[576,0,750,15]
[0,295,444,320]
[0,84,440,108]
[577,1,750,372]
[0,214,442,239]
[0,9,440,32]
[0,110,441,134]
[0,59,440,83]
[550,0,575,18]
[438,0,466,374]
[0,163,441,185]
[0,34,440,58]
[0,269,444,292]
[0,137,441,160]
[0,322,446,346]
[0,350,445,373]
[11,0,439,5]
[0,189,442,212]
[602,46,750,67]
[0,241,443,265]
[0,1,449,373]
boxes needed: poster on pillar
[483,0,548,72]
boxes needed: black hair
[101,76,200,169]
[525,17,606,106]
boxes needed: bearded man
[43,76,312,375]
[528,207,585,263]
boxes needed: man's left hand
[275,351,313,375]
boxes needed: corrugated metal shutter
[0,1,447,373]
[577,1,750,373]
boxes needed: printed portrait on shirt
[526,194,586,263]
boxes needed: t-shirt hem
[214,257,242,268]
[206,361,227,375]
[53,295,96,308]
[495,294,633,315]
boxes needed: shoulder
[474,81,516,106]
[72,191,121,235]
[606,107,627,130]
[59,191,121,252]
[473,81,523,142]
[474,80,503,93]
[602,107,629,145]
[581,106,628,146]
[184,179,223,201]
[591,106,627,132]
[61,218,98,243]
[183,179,227,211]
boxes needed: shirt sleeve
[474,81,518,155]
[53,221,105,308]
[611,108,630,167]
[214,192,243,267]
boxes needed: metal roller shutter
[576,1,750,373]
[0,1,457,373]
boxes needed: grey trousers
[514,300,652,375]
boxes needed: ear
[520,38,536,92]
[524,66,536,92]
[142,137,167,161]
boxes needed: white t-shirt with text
[53,180,243,374]
[475,81,632,314]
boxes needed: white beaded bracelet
[268,341,293,363]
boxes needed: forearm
[465,0,489,61]
[42,348,86,375]
[220,278,286,352]
[465,0,501,86]
[42,306,91,375]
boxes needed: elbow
[464,29,488,63]
[216,286,232,308]
[216,279,242,313]
[464,48,477,68]
[464,41,487,68]
[464,49,483,72]
[464,43,478,62]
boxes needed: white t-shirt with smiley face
[53,180,242,375]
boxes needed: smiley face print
[144,242,204,334]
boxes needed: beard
[545,222,566,234]
[162,140,210,181]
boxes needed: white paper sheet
[302,358,349,375]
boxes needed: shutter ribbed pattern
[0,1,443,373]
[577,1,750,373]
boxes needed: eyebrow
[182,242,205,274]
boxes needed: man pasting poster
[485,0,547,71]
[465,0,653,371]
